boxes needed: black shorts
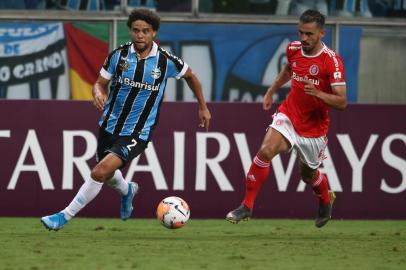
[96,128,149,167]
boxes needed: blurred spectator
[199,0,213,12]
[156,0,190,12]
[330,0,372,17]
[387,0,406,17]
[290,0,328,16]
[249,0,278,14]
[54,0,106,11]
[210,0,277,14]
[0,0,26,9]
[25,0,46,9]
[212,0,250,14]
[104,0,121,10]
[275,0,291,15]
[128,0,155,9]
[368,0,392,16]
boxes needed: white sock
[106,170,129,196]
[62,178,103,220]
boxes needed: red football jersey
[278,41,346,137]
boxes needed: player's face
[130,20,157,56]
[298,22,324,55]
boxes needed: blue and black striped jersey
[99,41,188,141]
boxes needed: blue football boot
[120,182,139,220]
[41,212,68,231]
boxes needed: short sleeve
[286,44,291,69]
[167,59,189,80]
[286,41,301,69]
[158,47,188,79]
[100,50,119,80]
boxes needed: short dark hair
[299,9,325,28]
[127,8,160,31]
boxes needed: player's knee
[258,143,278,161]
[299,164,316,183]
[301,175,313,184]
[91,166,110,182]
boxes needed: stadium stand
[289,0,329,16]
[387,0,406,16]
[329,0,372,17]
[54,0,106,11]
[128,0,155,9]
[0,0,26,9]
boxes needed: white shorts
[270,112,327,169]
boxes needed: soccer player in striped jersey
[226,9,347,228]
[41,8,211,231]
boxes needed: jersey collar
[301,42,326,58]
[130,41,158,59]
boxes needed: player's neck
[306,42,324,56]
[136,44,153,59]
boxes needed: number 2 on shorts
[126,139,137,151]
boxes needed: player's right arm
[92,75,109,111]
[93,48,121,111]
[263,64,291,110]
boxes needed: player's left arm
[304,53,347,110]
[182,68,212,130]
[304,81,347,110]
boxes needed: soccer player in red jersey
[226,9,347,228]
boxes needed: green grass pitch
[0,218,405,270]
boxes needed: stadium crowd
[0,0,405,17]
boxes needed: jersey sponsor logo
[288,45,301,50]
[151,67,161,79]
[309,64,319,75]
[117,76,160,91]
[292,72,319,85]
[333,71,342,80]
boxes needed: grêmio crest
[119,58,130,71]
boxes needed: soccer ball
[156,196,190,229]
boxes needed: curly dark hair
[299,9,325,29]
[127,8,160,31]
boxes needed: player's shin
[63,178,104,220]
[309,170,330,204]
[242,155,270,209]
[106,169,129,195]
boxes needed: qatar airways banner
[0,101,404,219]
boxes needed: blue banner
[339,26,362,102]
[153,23,360,102]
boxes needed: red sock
[310,170,330,205]
[242,155,270,209]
